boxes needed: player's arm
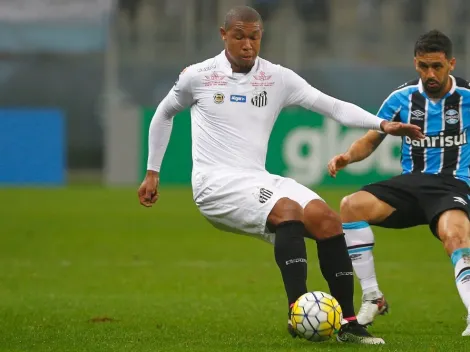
[281,68,422,139]
[138,68,194,207]
[327,92,402,177]
[345,131,386,163]
[327,131,385,177]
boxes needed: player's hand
[138,171,159,207]
[327,153,351,178]
[380,121,425,140]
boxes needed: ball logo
[445,109,459,124]
[213,92,225,104]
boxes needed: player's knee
[339,194,362,223]
[267,197,303,227]
[440,222,470,253]
[304,200,342,240]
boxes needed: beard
[424,79,443,95]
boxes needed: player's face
[220,21,262,72]
[414,52,456,98]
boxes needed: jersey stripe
[442,92,462,175]
[424,100,444,174]
[410,92,427,172]
[401,91,414,173]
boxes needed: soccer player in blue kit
[328,30,470,335]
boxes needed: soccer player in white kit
[138,6,423,344]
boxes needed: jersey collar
[418,75,456,100]
[218,50,260,77]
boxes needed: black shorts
[361,173,470,238]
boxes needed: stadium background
[2,1,470,351]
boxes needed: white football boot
[357,291,389,326]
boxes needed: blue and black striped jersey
[378,76,470,184]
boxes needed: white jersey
[147,51,385,178]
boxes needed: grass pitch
[0,187,468,351]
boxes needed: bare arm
[344,130,386,164]
[327,130,387,178]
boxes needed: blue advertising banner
[0,109,66,185]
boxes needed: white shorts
[192,169,324,244]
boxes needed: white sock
[451,248,470,313]
[343,221,380,296]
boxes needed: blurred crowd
[117,0,470,64]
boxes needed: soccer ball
[290,291,343,342]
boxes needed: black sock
[274,221,308,307]
[316,234,356,321]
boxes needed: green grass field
[0,187,468,351]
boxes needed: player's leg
[418,174,470,335]
[194,171,310,335]
[433,209,470,336]
[266,197,308,309]
[302,199,384,344]
[274,177,384,344]
[340,191,394,325]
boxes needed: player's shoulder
[393,78,420,93]
[172,55,222,88]
[257,57,284,71]
[383,78,420,103]
[258,59,305,85]
[454,76,470,95]
[177,56,218,78]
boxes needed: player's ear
[449,57,456,71]
[413,57,418,71]
[220,27,227,41]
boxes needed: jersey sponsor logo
[404,130,467,148]
[230,95,246,103]
[203,71,227,86]
[445,109,460,125]
[259,187,273,203]
[213,92,225,104]
[251,90,268,107]
[252,71,274,87]
[197,64,216,72]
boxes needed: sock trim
[343,221,369,230]
[451,248,470,266]
[348,246,373,255]
[456,267,470,283]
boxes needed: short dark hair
[414,30,453,58]
[224,6,263,30]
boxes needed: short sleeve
[377,92,402,122]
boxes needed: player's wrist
[379,120,388,132]
[146,170,160,178]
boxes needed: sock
[316,234,356,321]
[343,221,380,296]
[451,248,470,313]
[274,221,308,307]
